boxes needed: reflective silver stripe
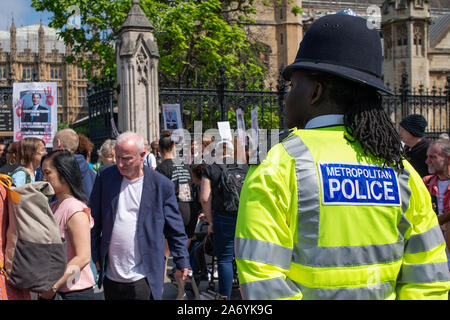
[397,215,411,239]
[293,241,404,267]
[396,168,412,243]
[235,237,292,270]
[283,134,405,267]
[398,262,450,283]
[297,282,395,300]
[397,168,412,214]
[241,277,301,300]
[405,225,446,254]
[282,135,320,247]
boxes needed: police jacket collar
[305,114,344,129]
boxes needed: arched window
[413,24,423,56]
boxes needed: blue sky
[0,0,52,30]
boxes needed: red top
[423,174,450,215]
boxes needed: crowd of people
[0,126,250,300]
[0,12,450,301]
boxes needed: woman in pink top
[39,150,95,300]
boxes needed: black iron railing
[159,67,288,132]
[87,76,117,162]
[87,70,449,152]
[382,73,450,139]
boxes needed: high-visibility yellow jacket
[235,126,450,300]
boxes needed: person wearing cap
[200,139,249,299]
[234,12,450,300]
[399,114,430,177]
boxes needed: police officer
[234,12,450,300]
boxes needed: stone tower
[116,0,160,142]
[275,0,303,71]
[381,0,432,90]
[38,21,45,80]
[9,18,17,81]
[247,0,302,85]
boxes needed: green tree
[31,0,280,84]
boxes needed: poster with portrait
[163,103,182,131]
[13,82,57,147]
[163,103,184,144]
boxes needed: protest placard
[13,82,57,147]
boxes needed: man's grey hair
[98,139,116,157]
[432,138,450,157]
[116,131,145,154]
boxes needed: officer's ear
[310,81,324,105]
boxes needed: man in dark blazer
[90,131,191,300]
[22,93,49,123]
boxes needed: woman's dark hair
[76,133,94,160]
[41,150,88,203]
[159,130,174,153]
[307,71,405,171]
[6,142,19,166]
[191,163,207,180]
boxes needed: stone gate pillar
[116,0,160,143]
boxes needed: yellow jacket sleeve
[235,145,302,300]
[396,163,450,300]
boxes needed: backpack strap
[0,174,13,190]
[0,174,9,277]
[217,164,226,189]
[143,153,150,167]
[0,260,6,277]
[11,167,31,185]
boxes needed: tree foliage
[31,0,280,84]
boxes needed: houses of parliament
[248,0,449,90]
[0,20,89,125]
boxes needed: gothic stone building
[248,0,450,90]
[381,0,450,90]
[0,21,89,125]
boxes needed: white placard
[236,108,246,147]
[251,107,259,132]
[251,107,259,148]
[111,118,120,138]
[13,82,58,147]
[217,121,232,142]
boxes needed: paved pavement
[93,257,242,300]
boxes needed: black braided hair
[307,71,405,172]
